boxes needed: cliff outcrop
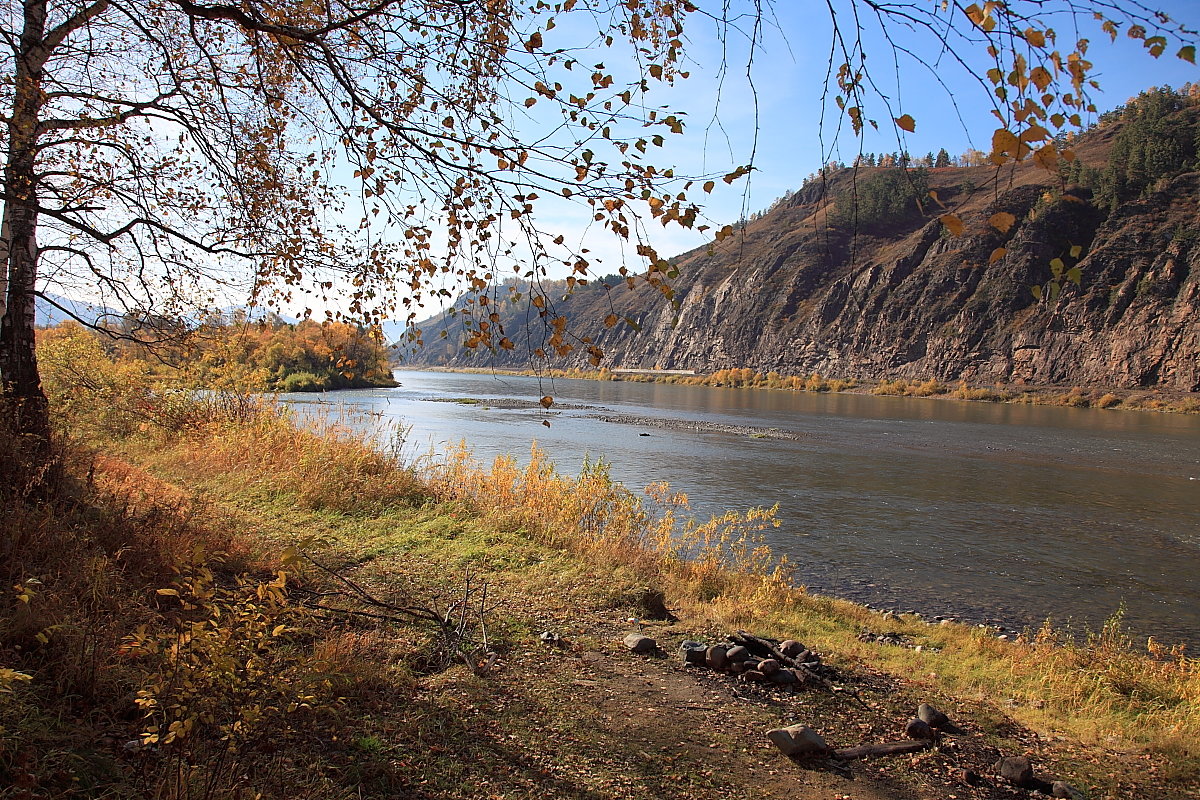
[405,91,1200,392]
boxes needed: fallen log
[832,740,932,760]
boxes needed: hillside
[404,88,1200,392]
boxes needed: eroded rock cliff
[405,95,1200,392]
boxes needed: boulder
[766,725,829,758]
[623,633,656,654]
[770,668,797,685]
[780,640,805,658]
[1052,781,1086,799]
[679,641,708,666]
[725,645,750,663]
[758,658,781,677]
[917,703,950,728]
[705,645,729,670]
[904,718,935,740]
[996,756,1034,787]
[957,768,985,786]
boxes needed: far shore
[394,364,1200,414]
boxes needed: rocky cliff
[404,92,1200,392]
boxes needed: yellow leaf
[894,114,916,132]
[1069,245,1083,258]
[1031,284,1043,300]
[1030,66,1052,91]
[703,180,715,193]
[990,128,1020,162]
[272,625,287,637]
[1033,143,1059,173]
[525,31,542,51]
[542,420,551,428]
[940,214,964,237]
[1179,45,1197,64]
[1050,257,1065,277]
[604,314,618,328]
[156,588,179,596]
[989,212,1017,233]
[539,396,554,409]
[989,247,1007,264]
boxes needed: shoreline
[399,365,1200,414]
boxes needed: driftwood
[831,739,932,760]
[733,631,874,713]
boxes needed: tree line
[40,315,397,395]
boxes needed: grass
[4,338,1199,797]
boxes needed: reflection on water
[282,370,1200,646]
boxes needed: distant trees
[45,316,397,394]
[832,169,930,231]
[1068,86,1200,209]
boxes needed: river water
[282,370,1200,647]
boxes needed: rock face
[405,108,1200,393]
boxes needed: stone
[780,639,805,657]
[917,703,950,728]
[1052,781,1086,799]
[766,725,829,758]
[741,669,766,682]
[957,768,985,786]
[623,633,656,654]
[680,641,708,666]
[996,756,1034,787]
[725,645,750,663]
[770,668,797,685]
[705,645,729,670]
[904,717,935,740]
[758,658,781,677]
[795,649,814,663]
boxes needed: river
[281,370,1200,647]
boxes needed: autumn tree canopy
[2,0,1196,443]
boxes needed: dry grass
[6,338,1200,796]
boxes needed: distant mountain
[35,293,114,328]
[404,88,1200,393]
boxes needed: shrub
[279,370,331,392]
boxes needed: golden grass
[129,399,1200,769]
[9,334,1200,795]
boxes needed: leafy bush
[280,370,332,393]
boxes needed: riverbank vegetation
[3,338,1199,798]
[40,317,398,396]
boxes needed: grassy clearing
[4,333,1199,797]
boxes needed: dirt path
[471,608,1044,800]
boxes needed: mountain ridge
[405,89,1200,392]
